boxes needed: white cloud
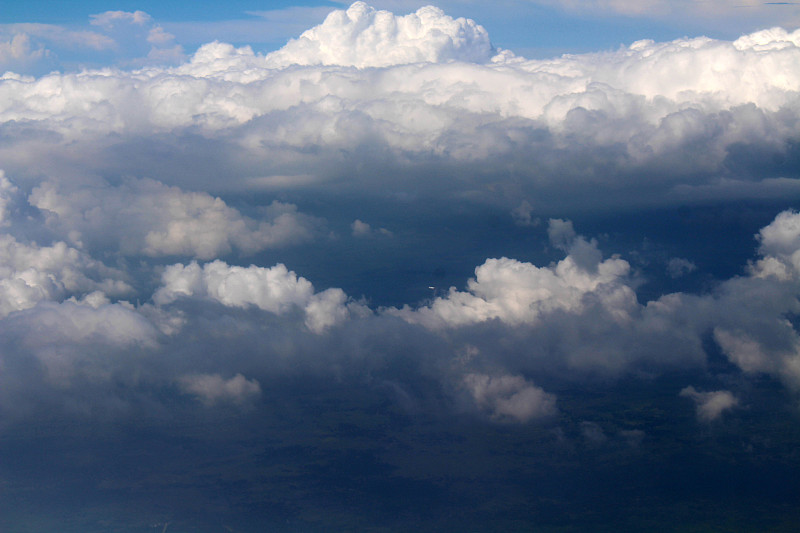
[0,13,797,212]
[462,373,557,422]
[264,2,494,68]
[392,221,634,329]
[679,386,738,422]
[2,2,800,431]
[0,33,47,69]
[0,234,131,317]
[178,373,261,406]
[154,260,363,333]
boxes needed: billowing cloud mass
[537,0,800,29]
[154,260,363,333]
[0,0,797,419]
[264,2,494,68]
[0,9,797,210]
[0,0,797,422]
[2,4,800,531]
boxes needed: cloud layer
[0,2,797,424]
[2,5,800,530]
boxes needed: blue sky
[3,0,799,70]
[2,2,800,532]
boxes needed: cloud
[0,173,133,317]
[0,13,798,213]
[263,2,495,68]
[2,6,800,528]
[0,298,158,394]
[391,219,634,329]
[89,10,185,66]
[580,421,608,443]
[29,178,320,259]
[462,373,557,422]
[154,260,364,333]
[178,373,261,406]
[511,200,539,227]
[351,219,392,237]
[0,234,132,317]
[679,385,738,422]
[0,33,48,73]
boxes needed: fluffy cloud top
[0,10,796,216]
[264,2,494,68]
[0,235,131,317]
[154,260,361,333]
[393,219,634,329]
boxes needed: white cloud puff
[264,2,494,68]
[679,386,738,422]
[462,373,557,423]
[751,210,800,279]
[0,234,131,317]
[154,260,362,333]
[178,373,261,406]
[393,220,634,329]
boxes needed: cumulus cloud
[0,234,132,317]
[679,386,738,422]
[2,6,800,528]
[154,260,363,333]
[264,2,495,68]
[0,174,134,317]
[0,0,800,440]
[0,9,797,212]
[462,373,557,422]
[392,220,634,329]
[580,421,608,443]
